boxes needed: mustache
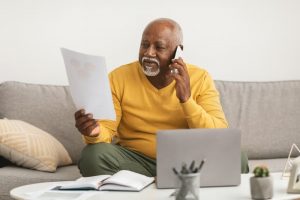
[142,57,160,66]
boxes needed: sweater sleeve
[83,73,122,144]
[180,71,228,128]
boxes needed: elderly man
[75,18,248,177]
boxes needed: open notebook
[57,170,154,191]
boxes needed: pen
[189,160,195,172]
[198,159,206,172]
[172,167,179,175]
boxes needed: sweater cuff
[83,122,112,143]
[83,134,102,144]
[180,97,203,118]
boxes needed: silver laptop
[156,128,241,188]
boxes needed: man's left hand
[169,58,191,103]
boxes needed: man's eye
[141,43,149,48]
[157,46,166,50]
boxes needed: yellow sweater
[84,61,228,158]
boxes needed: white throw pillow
[0,119,72,172]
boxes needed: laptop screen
[156,128,241,188]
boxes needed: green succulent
[253,165,269,177]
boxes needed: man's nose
[145,46,156,57]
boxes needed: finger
[173,58,188,73]
[171,57,183,63]
[79,123,97,135]
[85,124,99,136]
[169,62,185,76]
[75,109,85,120]
[171,73,184,82]
[78,121,96,134]
[75,114,93,127]
[80,120,97,131]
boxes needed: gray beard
[142,65,160,76]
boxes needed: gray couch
[0,80,300,200]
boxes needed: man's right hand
[75,109,100,137]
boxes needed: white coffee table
[10,173,300,200]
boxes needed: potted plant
[250,165,273,199]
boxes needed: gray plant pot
[250,176,273,199]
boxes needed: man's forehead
[144,22,173,35]
[141,38,168,45]
[142,26,175,42]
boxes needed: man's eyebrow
[140,39,168,46]
[155,41,167,46]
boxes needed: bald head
[143,18,183,45]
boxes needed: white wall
[0,0,299,85]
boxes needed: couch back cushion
[2,81,299,161]
[0,81,84,164]
[215,80,300,159]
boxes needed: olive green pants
[78,143,249,177]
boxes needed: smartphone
[171,46,183,74]
[174,45,183,59]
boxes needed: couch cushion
[0,111,10,168]
[0,81,84,163]
[0,165,81,200]
[215,80,300,159]
[0,119,72,172]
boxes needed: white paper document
[61,48,116,120]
